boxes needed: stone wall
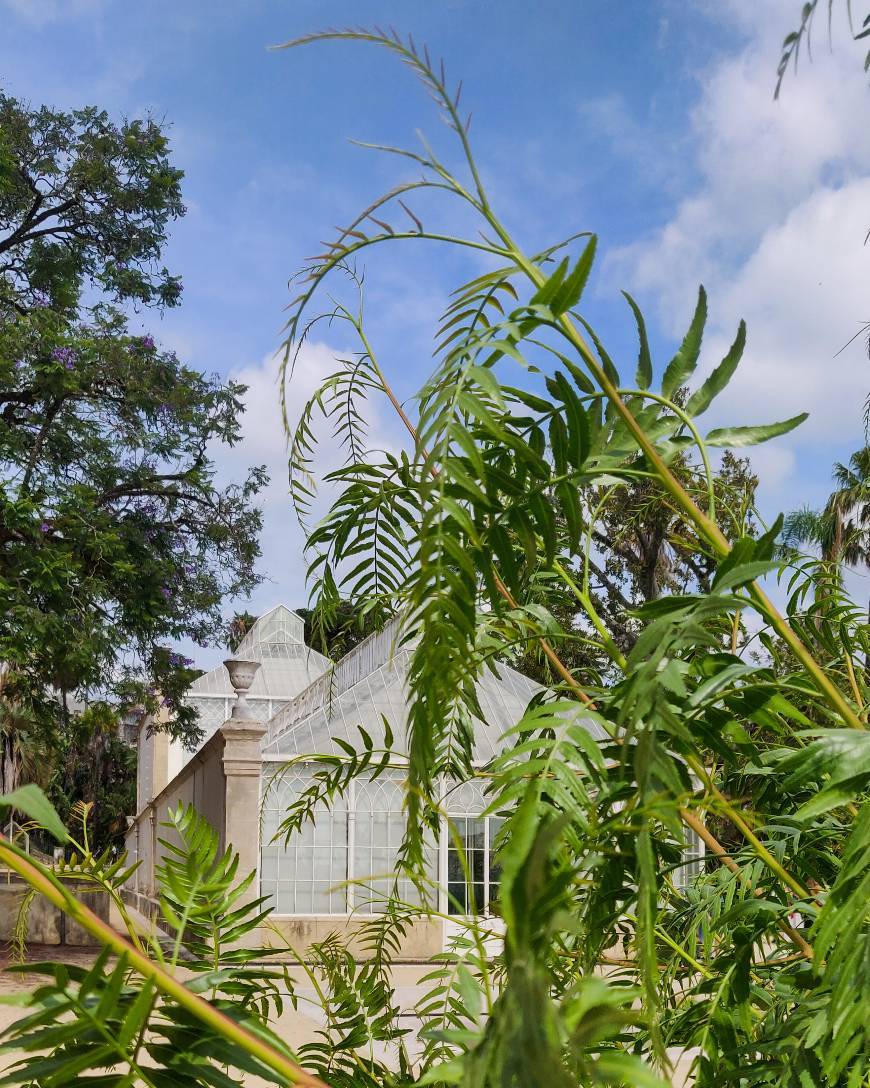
[0,881,109,946]
[124,717,264,924]
[261,916,444,961]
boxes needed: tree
[47,703,136,854]
[227,603,378,661]
[2,32,870,1088]
[782,446,870,569]
[503,451,759,687]
[296,600,379,660]
[0,680,48,796]
[0,93,183,316]
[226,610,258,653]
[0,93,266,744]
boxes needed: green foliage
[0,797,304,1087]
[0,92,184,316]
[0,781,69,843]
[0,685,49,795]
[46,703,136,854]
[293,935,412,1088]
[296,599,382,661]
[776,2,870,97]
[782,446,870,568]
[3,29,870,1088]
[267,28,870,1086]
[0,93,267,742]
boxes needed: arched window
[260,765,706,919]
[352,774,437,913]
[260,767,436,915]
[260,765,348,914]
[443,778,502,917]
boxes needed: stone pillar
[136,706,171,811]
[147,803,157,908]
[219,717,266,909]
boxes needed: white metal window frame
[438,776,502,919]
[439,812,503,918]
[260,764,498,919]
[260,763,350,917]
[259,763,706,918]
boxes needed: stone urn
[223,658,261,719]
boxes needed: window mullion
[438,776,448,917]
[347,777,355,913]
[483,817,490,917]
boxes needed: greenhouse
[258,618,552,919]
[128,606,699,955]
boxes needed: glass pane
[448,880,467,914]
[466,818,486,850]
[467,882,485,914]
[488,879,500,909]
[447,845,466,884]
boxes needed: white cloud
[214,340,401,618]
[694,178,870,440]
[609,1,870,465]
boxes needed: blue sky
[3,0,870,661]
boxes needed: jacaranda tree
[0,92,266,744]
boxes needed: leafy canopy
[0,92,184,316]
[272,28,868,1087]
[0,93,266,742]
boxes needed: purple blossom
[51,346,78,371]
[140,335,155,350]
[160,585,172,600]
[40,522,50,533]
[32,290,51,308]
[14,359,25,370]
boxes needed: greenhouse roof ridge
[186,603,331,700]
[264,614,408,746]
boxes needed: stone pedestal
[219,717,266,909]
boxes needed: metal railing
[266,616,408,747]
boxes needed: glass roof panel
[260,617,606,762]
[185,605,331,701]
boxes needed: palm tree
[782,447,870,570]
[0,685,50,795]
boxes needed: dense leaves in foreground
[0,803,308,1087]
[275,30,869,1087]
[0,30,869,1088]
